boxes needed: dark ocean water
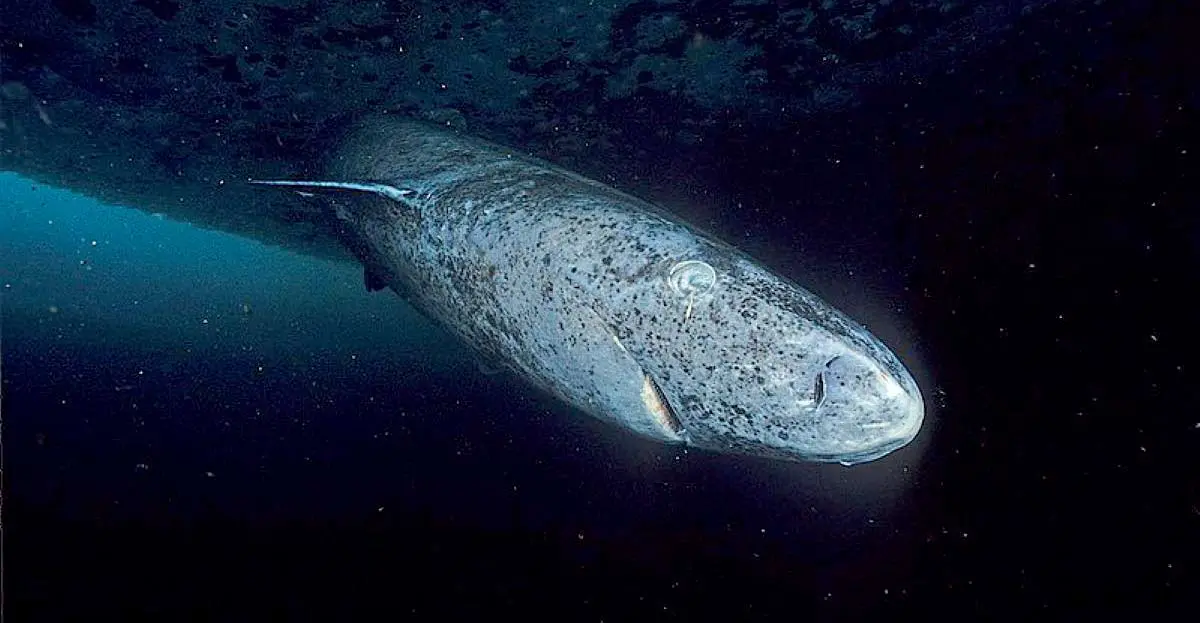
[5,1,1198,620]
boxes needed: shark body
[254,116,924,465]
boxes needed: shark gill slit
[587,306,685,438]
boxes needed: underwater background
[3,0,1197,619]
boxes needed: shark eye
[668,260,716,298]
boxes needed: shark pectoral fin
[249,179,420,208]
[528,300,687,444]
[640,372,685,441]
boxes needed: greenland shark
[253,115,924,465]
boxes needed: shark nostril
[813,371,826,409]
[810,355,845,409]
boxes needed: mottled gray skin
[257,115,924,465]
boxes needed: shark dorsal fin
[249,179,418,205]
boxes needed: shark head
[600,250,925,466]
